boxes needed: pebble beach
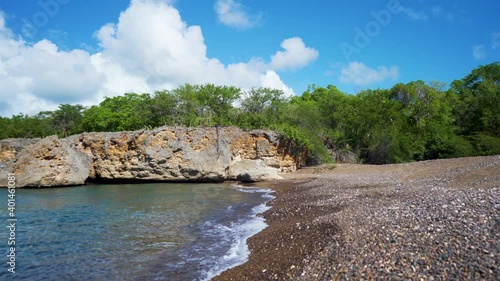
[214,155,500,280]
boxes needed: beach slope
[215,155,499,280]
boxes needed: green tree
[352,89,408,164]
[387,81,467,160]
[201,84,241,126]
[151,90,178,126]
[2,63,498,162]
[450,62,500,155]
[276,86,337,163]
[451,62,500,137]
[81,93,154,132]
[303,85,352,150]
[50,104,85,137]
[175,84,206,127]
[81,105,115,132]
[0,117,13,139]
[174,83,241,126]
[1,113,55,139]
[239,87,288,128]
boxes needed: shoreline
[214,155,500,280]
[200,186,276,281]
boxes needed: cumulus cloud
[473,45,487,60]
[0,17,105,115]
[0,0,318,116]
[260,70,294,96]
[339,62,399,86]
[270,37,319,71]
[214,0,261,29]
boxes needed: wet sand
[214,156,500,280]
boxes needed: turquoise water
[0,183,273,281]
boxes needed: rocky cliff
[0,127,306,188]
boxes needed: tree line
[1,62,498,164]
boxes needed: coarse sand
[214,155,499,280]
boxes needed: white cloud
[0,19,105,115]
[0,0,319,116]
[260,70,294,97]
[270,37,319,71]
[492,32,500,49]
[339,62,399,86]
[214,0,261,29]
[473,45,487,60]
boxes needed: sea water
[0,183,274,281]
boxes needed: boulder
[9,136,92,187]
[229,158,283,182]
[0,138,41,186]
[237,170,283,182]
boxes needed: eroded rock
[2,136,92,187]
[0,127,306,187]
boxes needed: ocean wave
[199,188,274,281]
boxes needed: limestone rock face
[0,127,306,187]
[70,127,232,182]
[0,138,40,186]
[1,136,92,187]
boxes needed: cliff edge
[0,127,306,188]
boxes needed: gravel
[215,155,500,281]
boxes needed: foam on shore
[199,187,275,281]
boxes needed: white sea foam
[200,188,274,281]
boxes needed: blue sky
[0,0,499,116]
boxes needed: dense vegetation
[1,63,499,164]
